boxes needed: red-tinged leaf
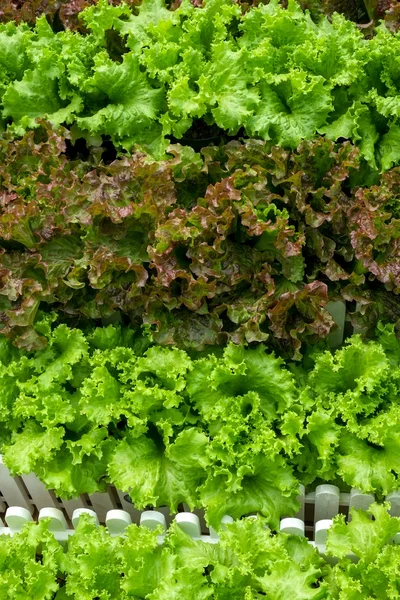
[268,282,334,360]
[0,128,398,355]
[348,169,400,293]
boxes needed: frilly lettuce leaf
[305,411,340,480]
[376,322,400,366]
[199,454,300,529]
[165,516,329,598]
[300,333,400,493]
[327,503,400,598]
[337,432,400,495]
[183,345,304,526]
[108,428,209,511]
[0,22,33,85]
[328,502,400,563]
[77,52,165,155]
[65,512,162,600]
[310,335,390,419]
[38,435,116,498]
[118,0,184,53]
[247,72,333,148]
[331,541,400,599]
[256,559,329,599]
[187,343,297,420]
[199,42,260,134]
[80,365,123,426]
[3,421,65,475]
[0,519,62,600]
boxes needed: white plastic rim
[349,489,374,518]
[140,510,167,532]
[39,508,68,532]
[386,491,400,517]
[295,485,306,520]
[5,506,32,530]
[315,484,340,495]
[72,508,99,529]
[175,513,201,538]
[106,510,132,535]
[315,519,333,545]
[314,485,340,523]
[280,517,305,536]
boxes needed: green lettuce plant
[3,504,400,599]
[2,322,400,525]
[0,514,331,599]
[1,0,400,168]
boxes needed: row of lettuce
[3,505,400,599]
[1,0,399,33]
[3,0,400,165]
[1,123,400,357]
[1,318,400,526]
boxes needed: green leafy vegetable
[0,514,330,599]
[3,323,400,520]
[328,503,400,598]
[1,0,400,166]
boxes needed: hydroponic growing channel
[1,0,400,597]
